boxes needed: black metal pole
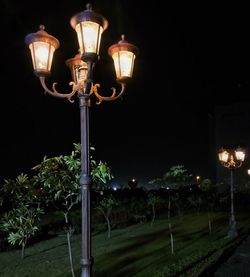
[79,59,94,277]
[79,94,92,277]
[228,170,237,238]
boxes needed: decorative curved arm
[39,77,79,103]
[91,82,126,105]
[40,76,126,105]
[220,155,243,170]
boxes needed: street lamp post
[24,3,138,276]
[218,147,245,238]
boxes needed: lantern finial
[121,34,125,42]
[86,3,92,10]
[39,24,45,31]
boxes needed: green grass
[1,211,250,277]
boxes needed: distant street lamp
[195,175,200,185]
[218,147,245,238]
[24,3,138,277]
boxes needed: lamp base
[228,220,238,238]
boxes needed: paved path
[213,235,250,276]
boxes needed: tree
[1,204,43,258]
[163,165,192,254]
[95,195,117,238]
[149,165,192,254]
[200,178,216,234]
[0,173,43,258]
[163,165,192,185]
[0,173,38,210]
[32,143,113,277]
[147,192,160,226]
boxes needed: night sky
[1,1,250,186]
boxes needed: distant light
[195,175,200,182]
[128,178,137,189]
[166,187,169,190]
[248,169,250,175]
[113,187,117,191]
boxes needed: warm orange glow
[235,150,245,162]
[75,21,103,54]
[218,150,229,163]
[112,51,135,80]
[29,41,55,73]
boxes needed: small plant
[0,173,43,258]
[95,195,117,238]
[148,192,160,226]
[149,165,193,254]
[1,204,43,258]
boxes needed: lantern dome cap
[65,51,83,67]
[24,25,60,49]
[70,3,108,31]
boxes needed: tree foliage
[1,204,43,258]
[147,193,161,226]
[31,142,113,276]
[0,173,43,258]
[163,165,192,185]
[32,143,114,210]
[148,165,192,254]
[95,195,118,238]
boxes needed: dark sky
[1,1,250,186]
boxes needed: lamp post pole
[229,169,236,237]
[79,93,91,276]
[78,60,94,276]
[25,4,138,276]
[218,148,245,238]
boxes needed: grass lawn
[1,211,250,277]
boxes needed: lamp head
[108,34,139,83]
[70,3,108,62]
[66,51,88,85]
[218,148,229,163]
[235,147,245,162]
[25,25,60,77]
